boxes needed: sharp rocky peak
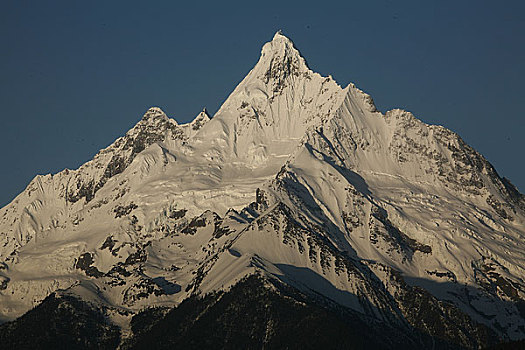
[186,108,211,132]
[139,107,173,124]
[127,107,183,137]
[256,31,310,85]
[195,108,210,121]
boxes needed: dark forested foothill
[0,293,120,349]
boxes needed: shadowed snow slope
[0,32,524,347]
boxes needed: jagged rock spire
[257,30,310,80]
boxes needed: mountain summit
[0,32,524,348]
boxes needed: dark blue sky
[1,1,524,207]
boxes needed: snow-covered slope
[0,31,523,346]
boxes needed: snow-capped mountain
[0,31,523,348]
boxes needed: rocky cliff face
[0,32,523,348]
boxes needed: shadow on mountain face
[274,263,372,311]
[126,272,503,349]
[271,263,508,349]
[151,277,181,295]
[403,275,524,343]
[126,274,421,350]
[276,170,360,255]
[313,128,371,197]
